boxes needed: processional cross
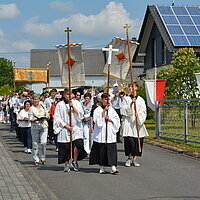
[102,45,119,144]
[102,45,119,93]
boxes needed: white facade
[31,75,107,93]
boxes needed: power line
[0,44,107,55]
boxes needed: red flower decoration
[115,52,126,61]
[65,57,77,67]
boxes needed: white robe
[120,96,149,138]
[53,100,84,143]
[93,106,120,143]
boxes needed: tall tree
[0,57,14,87]
[157,48,200,100]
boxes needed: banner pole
[46,62,51,90]
[13,62,16,93]
[65,27,73,160]
[124,24,141,152]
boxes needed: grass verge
[145,120,200,157]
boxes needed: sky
[0,0,200,67]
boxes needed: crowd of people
[0,82,148,174]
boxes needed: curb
[145,141,200,159]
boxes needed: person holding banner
[53,88,87,172]
[120,82,148,167]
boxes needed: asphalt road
[1,124,200,200]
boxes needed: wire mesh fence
[156,99,200,144]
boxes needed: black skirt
[58,139,87,164]
[124,137,144,157]
[89,141,117,167]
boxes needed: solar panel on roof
[162,16,178,24]
[187,7,200,15]
[171,35,190,46]
[187,36,200,46]
[182,26,199,35]
[196,26,200,32]
[157,6,173,15]
[167,25,183,34]
[156,5,200,46]
[172,6,188,15]
[177,16,193,24]
[191,16,200,25]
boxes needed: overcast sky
[0,0,199,67]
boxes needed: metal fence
[156,98,200,144]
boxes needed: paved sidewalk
[0,129,47,200]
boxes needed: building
[30,48,107,93]
[134,5,200,78]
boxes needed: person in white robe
[120,82,148,167]
[89,93,120,174]
[54,88,87,172]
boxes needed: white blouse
[17,109,31,128]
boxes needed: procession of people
[0,82,148,174]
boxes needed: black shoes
[71,161,79,172]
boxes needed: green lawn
[145,119,200,155]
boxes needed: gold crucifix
[124,24,131,37]
[65,27,72,33]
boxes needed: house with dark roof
[30,48,107,92]
[134,5,200,78]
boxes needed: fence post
[184,101,188,143]
[155,101,160,138]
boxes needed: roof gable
[135,5,200,59]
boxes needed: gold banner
[14,68,48,83]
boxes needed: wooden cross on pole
[102,44,119,93]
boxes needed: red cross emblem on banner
[65,57,77,67]
[116,52,126,61]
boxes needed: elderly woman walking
[29,94,49,165]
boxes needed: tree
[0,85,12,96]
[157,48,200,100]
[0,57,14,87]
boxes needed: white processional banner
[57,45,85,86]
[103,37,138,80]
